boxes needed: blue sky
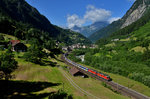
[26,0,135,28]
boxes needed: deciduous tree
[0,46,18,80]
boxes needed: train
[64,54,111,81]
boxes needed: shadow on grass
[0,80,60,99]
[41,60,57,67]
[55,57,64,63]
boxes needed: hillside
[0,0,91,45]
[79,13,150,88]
[0,52,135,99]
[68,1,150,88]
[71,21,109,37]
[89,0,150,42]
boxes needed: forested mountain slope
[69,0,150,88]
[70,18,150,88]
[0,0,91,45]
[89,0,150,42]
[82,10,150,88]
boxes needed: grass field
[12,58,80,99]
[1,50,149,99]
[55,57,129,99]
[3,53,130,99]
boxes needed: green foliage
[142,50,150,61]
[68,53,81,63]
[69,0,150,88]
[129,72,144,82]
[96,38,110,47]
[70,44,150,87]
[23,39,46,64]
[89,10,150,88]
[48,89,73,99]
[142,76,150,87]
[0,47,18,80]
[129,73,150,87]
[101,82,120,94]
[68,49,90,63]
[0,34,4,41]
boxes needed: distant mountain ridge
[71,21,109,37]
[0,0,91,45]
[89,0,150,42]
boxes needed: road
[61,54,150,99]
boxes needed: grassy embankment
[5,52,129,99]
[78,63,150,97]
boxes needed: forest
[69,13,150,87]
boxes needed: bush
[0,47,18,80]
[142,76,150,87]
[23,39,46,64]
[49,89,73,99]
[129,72,144,82]
[0,34,4,41]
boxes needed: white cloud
[67,14,85,28]
[67,5,119,28]
[108,17,121,23]
[84,5,111,23]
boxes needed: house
[9,40,27,52]
[111,38,120,42]
[62,47,68,51]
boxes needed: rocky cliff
[121,0,149,28]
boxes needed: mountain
[71,21,109,37]
[89,0,150,42]
[0,0,91,45]
[81,3,150,87]
[93,9,150,87]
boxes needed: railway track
[58,66,100,99]
[61,54,150,99]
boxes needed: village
[62,43,97,52]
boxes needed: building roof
[10,40,20,46]
[69,67,80,76]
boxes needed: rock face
[121,0,147,28]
